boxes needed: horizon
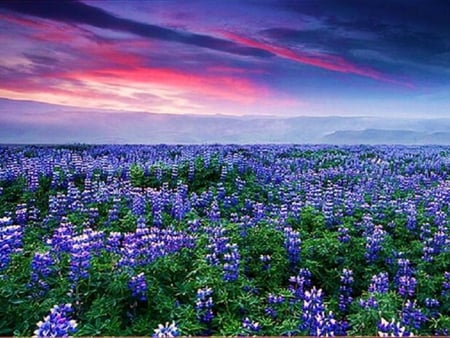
[1,0,450,143]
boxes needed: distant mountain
[1,98,449,144]
[322,129,450,144]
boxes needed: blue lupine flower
[300,287,336,336]
[395,259,416,297]
[129,272,147,301]
[30,251,55,294]
[0,224,23,271]
[242,317,261,333]
[33,304,78,337]
[368,272,390,294]
[153,321,179,338]
[378,317,412,337]
[338,268,354,312]
[196,287,214,323]
[365,224,386,263]
[283,227,301,267]
[442,271,450,296]
[401,300,427,330]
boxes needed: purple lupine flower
[377,317,412,337]
[265,293,285,318]
[188,160,195,181]
[359,295,378,310]
[153,321,179,338]
[106,232,122,254]
[299,287,336,336]
[289,268,312,301]
[365,224,386,263]
[223,243,240,282]
[242,317,261,333]
[33,304,78,337]
[0,223,23,271]
[129,272,147,301]
[283,227,301,267]
[196,287,214,323]
[369,272,390,294]
[338,268,354,312]
[15,203,27,225]
[401,300,427,330]
[395,259,416,297]
[208,200,221,223]
[68,234,91,284]
[46,218,74,256]
[338,226,351,243]
[260,254,271,271]
[422,226,449,262]
[442,271,450,296]
[132,193,146,216]
[30,251,55,294]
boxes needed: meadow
[0,144,449,336]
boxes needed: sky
[0,0,450,119]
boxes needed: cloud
[222,31,411,86]
[0,0,273,58]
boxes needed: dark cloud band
[0,0,274,58]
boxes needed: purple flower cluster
[196,287,214,323]
[153,321,179,338]
[68,234,93,284]
[300,287,337,336]
[395,258,417,298]
[128,272,147,301]
[265,293,285,318]
[377,317,412,337]
[223,243,240,281]
[400,300,427,331]
[283,226,301,267]
[368,272,390,294]
[33,304,78,337]
[338,268,354,312]
[204,227,240,282]
[30,251,55,294]
[422,225,449,262]
[365,224,386,263]
[118,227,194,270]
[442,271,450,297]
[0,222,23,271]
[288,268,312,301]
[242,317,261,334]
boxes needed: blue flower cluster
[33,304,78,337]
[395,258,417,298]
[338,268,354,312]
[242,317,260,334]
[300,287,337,336]
[0,222,22,271]
[196,287,214,323]
[153,321,179,338]
[128,272,147,301]
[377,317,412,337]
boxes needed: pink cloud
[223,31,413,87]
[62,66,270,104]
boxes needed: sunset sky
[0,0,449,118]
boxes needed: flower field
[0,144,449,336]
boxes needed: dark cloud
[279,0,450,29]
[260,0,450,83]
[275,0,450,59]
[23,53,59,65]
[0,0,274,58]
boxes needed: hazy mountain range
[1,98,449,144]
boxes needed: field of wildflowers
[0,144,449,336]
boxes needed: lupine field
[0,144,449,337]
